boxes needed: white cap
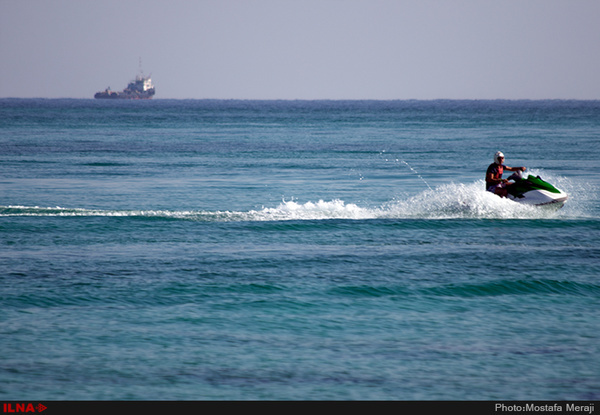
[494,151,505,164]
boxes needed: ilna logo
[3,403,47,413]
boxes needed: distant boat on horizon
[94,69,155,100]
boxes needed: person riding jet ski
[485,151,527,197]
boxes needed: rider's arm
[486,171,503,185]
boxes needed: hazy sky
[1,0,599,99]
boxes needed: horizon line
[2,97,599,102]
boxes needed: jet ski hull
[508,189,568,207]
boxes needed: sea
[1,99,599,401]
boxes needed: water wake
[2,173,586,222]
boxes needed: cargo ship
[94,72,155,99]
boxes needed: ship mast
[136,57,143,81]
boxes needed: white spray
[380,151,433,191]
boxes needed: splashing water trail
[2,172,584,222]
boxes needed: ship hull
[94,90,155,100]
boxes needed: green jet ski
[506,171,568,208]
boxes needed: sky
[1,0,599,100]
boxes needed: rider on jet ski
[486,151,527,197]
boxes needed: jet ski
[506,171,568,208]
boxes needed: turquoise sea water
[1,99,599,400]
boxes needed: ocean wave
[425,279,600,298]
[330,279,600,300]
